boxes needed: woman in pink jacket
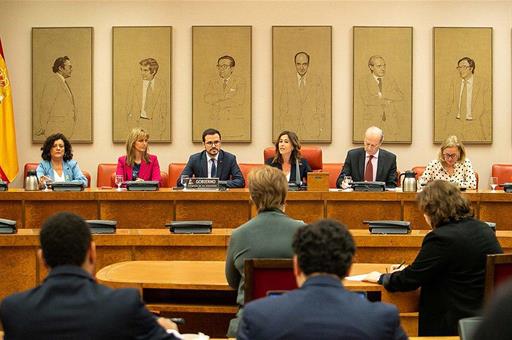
[116,128,161,183]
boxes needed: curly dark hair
[417,180,473,229]
[40,212,91,268]
[40,133,73,161]
[292,219,355,278]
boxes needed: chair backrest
[263,147,323,171]
[239,163,263,188]
[492,164,512,188]
[322,163,343,188]
[97,163,117,187]
[458,316,483,340]
[484,253,512,302]
[168,163,186,188]
[244,258,297,304]
[25,162,91,188]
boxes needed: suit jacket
[178,150,244,188]
[265,157,311,184]
[238,275,407,340]
[116,154,161,182]
[36,159,88,187]
[38,73,76,138]
[225,209,304,336]
[203,75,246,118]
[336,147,397,188]
[0,265,178,340]
[381,218,502,336]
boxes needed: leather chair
[484,253,512,302]
[96,163,117,187]
[239,163,263,188]
[168,163,186,187]
[263,147,322,171]
[24,162,91,188]
[492,164,512,189]
[244,259,297,304]
[322,163,343,188]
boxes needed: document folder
[364,220,411,234]
[0,218,17,234]
[86,220,117,234]
[166,221,213,234]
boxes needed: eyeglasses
[205,141,221,146]
[456,65,471,70]
[443,153,459,159]
[216,64,231,69]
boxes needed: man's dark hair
[294,51,310,63]
[217,55,235,67]
[40,133,73,161]
[139,57,159,75]
[292,219,355,278]
[202,128,222,142]
[40,212,91,268]
[458,56,475,74]
[52,56,70,73]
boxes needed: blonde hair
[438,135,466,165]
[125,128,150,166]
[249,166,288,211]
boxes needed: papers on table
[345,274,368,281]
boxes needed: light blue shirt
[36,159,88,187]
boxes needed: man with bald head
[336,126,397,188]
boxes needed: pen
[395,260,406,270]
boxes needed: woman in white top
[419,135,477,189]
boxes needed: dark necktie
[364,155,374,182]
[459,80,467,119]
[223,79,228,90]
[377,77,382,93]
[210,158,217,178]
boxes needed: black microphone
[295,158,301,187]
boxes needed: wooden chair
[239,163,263,188]
[322,163,343,188]
[263,147,323,172]
[484,253,512,302]
[492,164,512,189]
[24,162,91,188]
[244,258,297,304]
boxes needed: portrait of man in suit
[278,51,326,140]
[36,56,77,138]
[126,57,168,140]
[203,55,247,128]
[442,57,491,142]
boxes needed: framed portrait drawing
[32,27,93,143]
[272,26,332,143]
[192,26,252,142]
[112,26,172,143]
[434,27,492,144]
[353,26,412,144]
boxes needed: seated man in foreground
[237,219,407,340]
[0,212,180,340]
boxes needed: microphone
[295,158,301,187]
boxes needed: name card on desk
[187,178,219,190]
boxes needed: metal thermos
[25,170,39,191]
[400,170,417,192]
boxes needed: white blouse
[419,159,477,189]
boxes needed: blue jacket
[36,159,88,187]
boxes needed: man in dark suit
[336,126,397,188]
[178,128,245,188]
[237,219,407,340]
[0,212,180,340]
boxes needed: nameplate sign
[187,178,219,190]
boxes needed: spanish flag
[0,38,19,183]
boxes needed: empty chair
[322,163,343,188]
[96,163,117,187]
[492,164,512,188]
[168,163,186,187]
[239,163,262,188]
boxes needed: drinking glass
[489,176,498,191]
[43,178,52,192]
[181,175,189,190]
[115,175,123,191]
[342,176,353,189]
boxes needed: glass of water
[342,176,353,189]
[181,175,189,189]
[489,177,498,191]
[115,175,123,191]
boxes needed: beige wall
[1,0,511,188]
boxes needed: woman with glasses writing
[418,135,477,189]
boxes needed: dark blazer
[336,147,397,188]
[116,154,161,182]
[381,218,502,336]
[265,157,311,184]
[0,265,178,340]
[238,275,407,340]
[178,150,244,188]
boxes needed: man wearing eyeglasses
[177,128,245,188]
[203,55,247,128]
[444,56,491,142]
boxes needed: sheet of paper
[345,274,368,281]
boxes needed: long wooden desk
[2,188,512,230]
[97,261,419,337]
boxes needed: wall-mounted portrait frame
[32,27,93,143]
[433,27,492,144]
[112,26,172,143]
[272,26,332,143]
[353,26,413,144]
[192,26,252,143]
